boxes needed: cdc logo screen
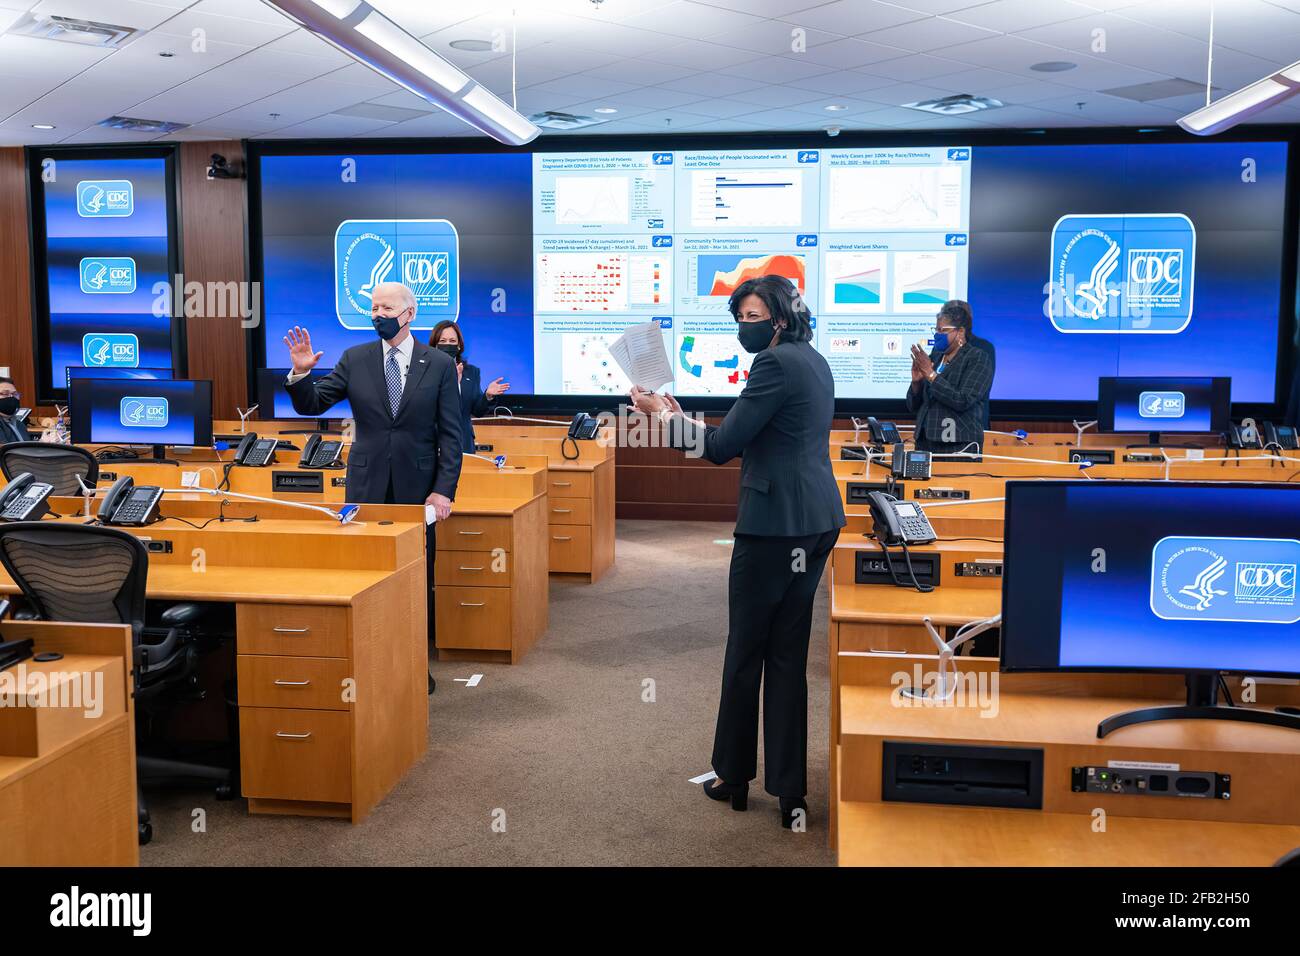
[76,179,133,217]
[1151,535,1300,625]
[1049,213,1195,334]
[334,219,459,330]
[79,257,137,294]
[120,396,169,429]
[1137,390,1185,419]
[82,333,139,368]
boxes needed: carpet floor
[141,519,835,866]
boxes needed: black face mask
[737,321,775,354]
[436,343,462,361]
[372,312,403,341]
[0,397,18,416]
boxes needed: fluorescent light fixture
[1178,60,1300,135]
[32,124,55,130]
[262,0,539,145]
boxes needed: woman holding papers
[630,275,845,830]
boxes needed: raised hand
[485,377,510,399]
[284,326,324,375]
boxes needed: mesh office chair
[0,522,233,845]
[0,442,98,497]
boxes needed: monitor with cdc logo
[28,146,184,403]
[70,378,212,448]
[1098,376,1231,435]
[1001,481,1300,678]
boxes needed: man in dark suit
[283,282,462,510]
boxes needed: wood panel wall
[0,147,36,403]
[178,140,249,416]
[613,417,1074,521]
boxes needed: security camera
[206,153,243,181]
[825,125,841,137]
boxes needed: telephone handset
[233,432,278,467]
[0,472,53,522]
[891,443,932,480]
[1263,421,1299,451]
[568,412,601,441]
[866,416,902,446]
[867,491,936,546]
[97,475,163,526]
[300,433,344,469]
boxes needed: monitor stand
[1097,673,1300,738]
[129,443,178,465]
[281,418,343,437]
[1125,431,1199,449]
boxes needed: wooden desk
[0,507,428,824]
[0,621,137,865]
[474,426,617,582]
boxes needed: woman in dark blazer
[630,275,845,829]
[906,300,994,453]
[430,320,509,455]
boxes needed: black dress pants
[713,528,839,798]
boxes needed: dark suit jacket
[456,362,490,453]
[908,342,995,450]
[928,335,996,431]
[671,340,846,537]
[287,339,462,504]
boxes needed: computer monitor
[1097,376,1231,445]
[1000,480,1300,736]
[256,368,352,432]
[70,378,213,458]
[65,366,174,389]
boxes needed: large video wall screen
[255,140,1289,405]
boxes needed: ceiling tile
[653,71,767,96]
[862,16,1001,52]
[799,36,915,68]
[641,39,765,70]
[947,0,1098,33]
[718,55,836,81]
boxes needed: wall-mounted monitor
[248,137,1292,413]
[70,378,212,448]
[1098,376,1231,434]
[28,147,184,404]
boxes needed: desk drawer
[436,586,511,650]
[547,471,592,499]
[237,604,349,658]
[839,622,936,655]
[547,496,591,526]
[239,707,351,804]
[548,524,591,573]
[436,515,512,552]
[237,655,351,711]
[435,551,511,588]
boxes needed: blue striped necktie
[385,347,402,417]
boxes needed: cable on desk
[560,436,579,460]
[159,514,221,530]
[937,536,1005,544]
[875,536,933,593]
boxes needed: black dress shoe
[428,672,436,695]
[779,797,808,829]
[702,778,748,811]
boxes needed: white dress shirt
[287,335,415,398]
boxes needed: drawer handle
[458,530,484,536]
[275,731,312,740]
[553,536,572,541]
[460,601,486,607]
[553,508,572,514]
[273,679,312,687]
[553,481,572,487]
[459,565,484,571]
[272,626,310,634]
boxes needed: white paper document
[608,320,674,392]
[425,504,438,525]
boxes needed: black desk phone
[866,416,902,446]
[233,433,278,467]
[98,475,163,526]
[0,473,53,522]
[300,433,344,468]
[867,491,937,546]
[891,443,932,480]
